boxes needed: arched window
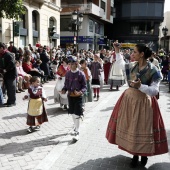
[32,11,38,30]
[49,17,55,28]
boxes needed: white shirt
[115,53,160,96]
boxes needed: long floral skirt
[106,88,168,156]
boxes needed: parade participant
[90,53,102,101]
[106,43,168,168]
[23,76,48,133]
[61,56,87,141]
[103,50,111,85]
[108,51,125,91]
[80,59,92,103]
[54,57,70,110]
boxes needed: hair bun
[145,47,152,58]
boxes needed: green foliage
[0,0,25,19]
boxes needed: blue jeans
[0,86,4,105]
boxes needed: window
[20,14,26,28]
[122,2,163,17]
[130,22,154,35]
[89,20,93,32]
[101,1,105,12]
[60,18,71,31]
[32,11,37,30]
[20,36,26,48]
[49,17,55,28]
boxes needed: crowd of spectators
[0,40,170,107]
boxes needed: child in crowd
[80,59,92,103]
[23,76,48,133]
[90,53,102,101]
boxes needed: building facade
[0,0,61,48]
[107,0,165,52]
[60,0,114,51]
[159,11,170,52]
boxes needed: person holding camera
[106,42,168,168]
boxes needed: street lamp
[68,10,83,53]
[162,26,168,50]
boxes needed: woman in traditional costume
[54,58,70,110]
[106,43,168,168]
[23,76,48,133]
[108,51,125,90]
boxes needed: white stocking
[74,114,80,133]
[72,114,76,129]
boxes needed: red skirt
[104,62,111,84]
[106,88,168,156]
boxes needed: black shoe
[93,94,96,98]
[130,155,139,168]
[19,89,25,92]
[63,105,68,110]
[97,95,99,101]
[34,125,41,130]
[16,90,21,93]
[116,86,119,90]
[7,103,16,107]
[27,126,33,133]
[141,156,148,166]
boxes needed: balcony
[34,0,45,3]
[61,3,106,21]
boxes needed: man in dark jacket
[7,41,19,60]
[0,42,17,107]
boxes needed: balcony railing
[61,3,106,20]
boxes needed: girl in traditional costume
[80,59,92,103]
[106,43,168,168]
[90,54,102,101]
[23,76,48,133]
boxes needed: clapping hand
[129,78,141,89]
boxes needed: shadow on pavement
[2,113,26,120]
[148,162,170,170]
[0,133,66,155]
[100,106,114,112]
[0,129,31,139]
[47,95,54,100]
[70,155,149,170]
[46,107,68,117]
[69,155,170,170]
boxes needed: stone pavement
[0,80,170,170]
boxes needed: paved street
[0,80,170,170]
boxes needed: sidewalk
[49,82,170,170]
[0,81,170,170]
